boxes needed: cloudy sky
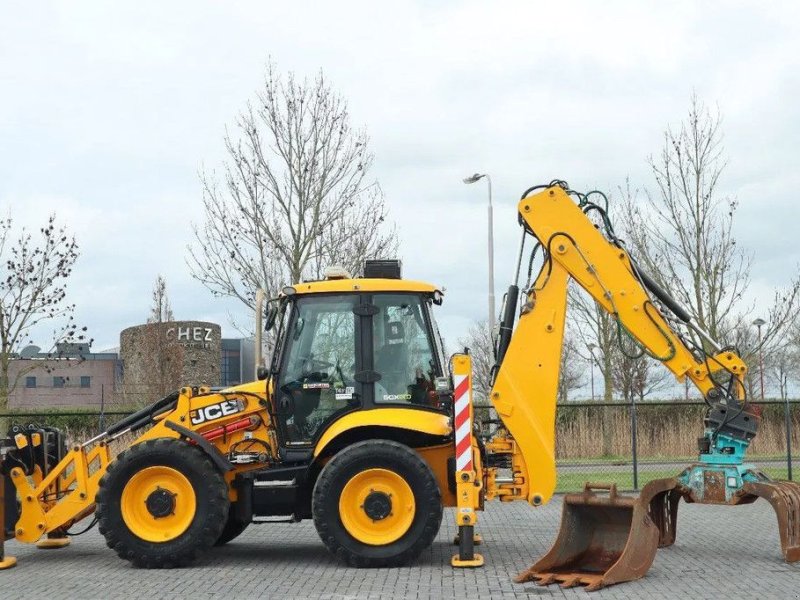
[1,1,798,353]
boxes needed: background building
[7,343,118,410]
[119,320,222,405]
[7,324,256,411]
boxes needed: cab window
[277,296,359,444]
[373,294,439,405]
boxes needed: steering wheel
[301,355,334,375]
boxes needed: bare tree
[759,323,800,402]
[147,274,174,323]
[570,289,617,455]
[458,320,493,406]
[188,61,398,315]
[0,215,89,412]
[557,333,585,403]
[766,342,795,402]
[571,292,616,404]
[611,349,671,404]
[458,316,584,426]
[619,96,800,352]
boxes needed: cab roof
[287,278,441,296]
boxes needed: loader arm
[489,184,747,507]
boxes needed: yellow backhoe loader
[2,181,797,590]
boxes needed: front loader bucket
[516,481,675,591]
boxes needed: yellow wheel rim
[121,466,197,542]
[339,468,415,546]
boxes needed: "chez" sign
[165,326,216,349]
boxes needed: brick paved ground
[3,496,799,599]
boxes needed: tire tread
[96,438,228,568]
[312,439,442,568]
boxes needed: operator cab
[267,260,447,447]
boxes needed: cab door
[275,294,365,446]
[370,293,444,409]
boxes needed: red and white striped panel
[453,373,473,472]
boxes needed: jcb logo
[190,399,245,425]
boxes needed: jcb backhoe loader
[2,181,797,591]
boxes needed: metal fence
[549,399,798,493]
[3,399,798,495]
[0,410,133,436]
[5,383,184,414]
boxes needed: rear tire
[96,438,229,568]
[312,439,442,567]
[214,511,250,546]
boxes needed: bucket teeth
[532,574,556,586]
[583,579,606,592]
[558,575,583,588]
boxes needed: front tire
[96,438,229,568]
[312,440,442,567]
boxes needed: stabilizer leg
[449,355,484,569]
[453,532,482,546]
[451,525,484,567]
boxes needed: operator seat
[375,320,409,400]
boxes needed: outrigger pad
[516,480,677,592]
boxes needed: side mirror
[257,365,270,381]
[265,305,279,331]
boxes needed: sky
[1,1,799,360]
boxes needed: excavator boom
[489,183,746,507]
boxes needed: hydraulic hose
[105,391,180,437]
[631,262,692,324]
[495,285,519,367]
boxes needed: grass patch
[556,466,796,493]
[556,469,678,493]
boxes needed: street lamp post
[463,173,495,336]
[752,318,766,401]
[587,343,597,402]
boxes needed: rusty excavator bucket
[738,480,800,562]
[516,480,678,592]
[646,475,800,563]
[519,473,800,592]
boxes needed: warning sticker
[335,386,355,400]
[303,382,330,390]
